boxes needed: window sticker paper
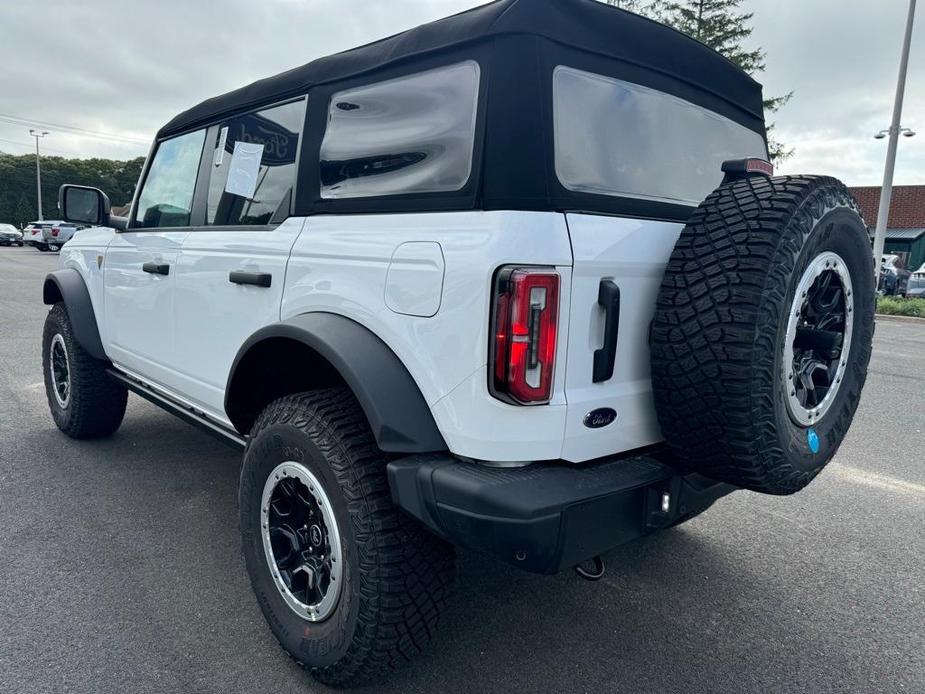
[225,141,264,199]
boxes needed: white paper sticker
[224,141,264,199]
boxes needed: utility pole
[29,129,49,221]
[872,0,917,271]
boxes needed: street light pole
[872,0,917,269]
[29,129,49,222]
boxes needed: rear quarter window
[319,61,481,199]
[553,66,768,206]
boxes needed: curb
[875,313,925,324]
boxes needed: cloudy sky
[1,0,922,186]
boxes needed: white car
[23,222,50,250]
[38,0,876,686]
[0,223,23,246]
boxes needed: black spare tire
[651,176,875,495]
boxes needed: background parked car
[879,254,911,296]
[0,224,23,246]
[906,275,925,299]
[23,222,52,250]
[41,222,84,252]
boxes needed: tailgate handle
[593,280,620,383]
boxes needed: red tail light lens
[490,267,559,404]
[51,227,60,236]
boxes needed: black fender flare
[43,269,107,361]
[225,313,447,454]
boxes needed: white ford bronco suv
[43,0,875,686]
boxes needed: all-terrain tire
[239,389,455,688]
[42,303,128,438]
[651,176,875,495]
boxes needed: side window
[320,61,480,199]
[134,130,206,228]
[208,99,305,226]
[553,66,768,206]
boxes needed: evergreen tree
[598,0,792,161]
[657,0,793,161]
[599,0,652,12]
[14,195,34,228]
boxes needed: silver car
[0,223,24,246]
[906,275,925,299]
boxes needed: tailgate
[560,212,683,462]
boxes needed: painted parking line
[830,464,925,497]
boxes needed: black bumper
[387,451,735,574]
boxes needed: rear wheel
[48,243,61,252]
[240,389,455,688]
[651,176,875,495]
[42,304,128,438]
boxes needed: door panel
[170,219,307,421]
[561,213,683,462]
[104,231,189,388]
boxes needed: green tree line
[0,153,144,227]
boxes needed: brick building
[848,184,925,272]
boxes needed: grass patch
[877,296,925,318]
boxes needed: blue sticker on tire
[807,428,820,454]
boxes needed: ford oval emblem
[583,408,617,429]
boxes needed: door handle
[592,280,620,383]
[142,262,170,276]
[229,271,272,288]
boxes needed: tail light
[490,266,559,404]
[51,227,60,237]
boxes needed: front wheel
[240,389,455,688]
[42,304,127,438]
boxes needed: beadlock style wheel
[240,389,455,686]
[782,251,854,427]
[49,333,71,409]
[261,461,343,622]
[651,176,875,495]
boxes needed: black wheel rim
[49,334,70,408]
[261,462,343,621]
[783,252,854,426]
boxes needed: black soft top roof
[159,0,763,139]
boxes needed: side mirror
[59,185,111,227]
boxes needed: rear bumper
[388,450,735,574]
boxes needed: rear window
[319,61,480,199]
[553,66,768,206]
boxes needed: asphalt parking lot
[0,245,922,694]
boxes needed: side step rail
[106,368,246,450]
